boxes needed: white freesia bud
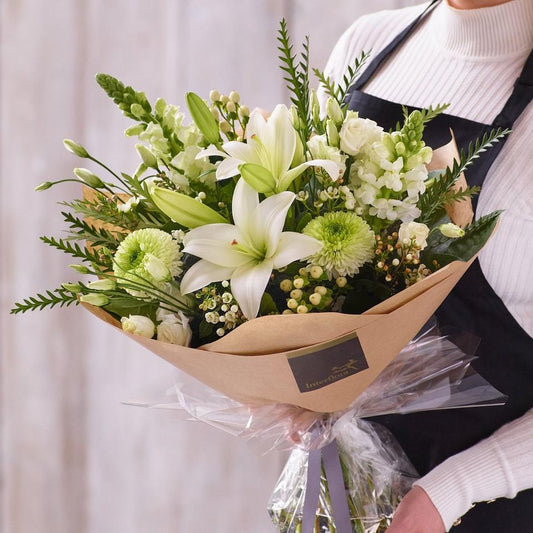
[439,223,465,238]
[339,115,383,156]
[121,315,155,338]
[79,293,110,307]
[156,310,192,346]
[398,221,430,250]
[63,139,89,158]
[326,97,344,126]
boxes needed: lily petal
[250,191,295,258]
[216,157,242,181]
[183,224,250,268]
[180,259,235,295]
[196,144,227,160]
[232,178,259,234]
[231,259,274,319]
[272,232,322,269]
[246,109,267,142]
[261,104,296,180]
[277,159,344,192]
[222,141,261,165]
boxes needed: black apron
[344,1,533,530]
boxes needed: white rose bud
[339,116,383,156]
[398,221,430,250]
[121,315,155,338]
[156,310,192,346]
[439,223,465,239]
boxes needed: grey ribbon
[302,438,352,533]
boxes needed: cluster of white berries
[208,90,250,142]
[196,280,245,337]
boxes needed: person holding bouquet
[319,0,533,531]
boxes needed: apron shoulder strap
[350,0,440,93]
[492,49,533,129]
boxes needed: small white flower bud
[315,286,328,296]
[229,91,240,103]
[392,258,400,267]
[216,328,225,337]
[219,120,231,134]
[221,304,229,312]
[230,304,239,313]
[336,277,347,288]
[210,107,220,120]
[239,105,250,118]
[220,94,229,104]
[222,280,230,288]
[310,265,323,279]
[282,309,294,315]
[280,279,293,292]
[296,305,309,314]
[209,90,221,102]
[63,139,89,158]
[226,101,236,114]
[290,289,303,300]
[309,293,322,306]
[293,278,304,289]
[287,299,298,310]
[87,279,116,291]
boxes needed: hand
[387,486,446,533]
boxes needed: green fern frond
[11,287,80,314]
[40,236,108,267]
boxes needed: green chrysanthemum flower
[303,212,375,278]
[113,228,182,296]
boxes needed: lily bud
[80,293,110,307]
[326,97,343,126]
[439,223,465,238]
[310,89,320,124]
[74,168,105,188]
[186,92,221,145]
[326,119,340,148]
[63,139,89,158]
[121,315,155,338]
[135,144,159,169]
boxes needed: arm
[388,408,533,532]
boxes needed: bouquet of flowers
[13,20,507,532]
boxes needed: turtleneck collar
[428,0,533,58]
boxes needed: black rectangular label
[287,333,369,392]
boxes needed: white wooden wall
[1,1,420,532]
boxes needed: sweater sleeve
[414,408,533,531]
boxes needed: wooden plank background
[0,1,419,531]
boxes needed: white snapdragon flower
[171,145,216,183]
[339,112,383,156]
[398,221,431,250]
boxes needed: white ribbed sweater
[320,0,533,530]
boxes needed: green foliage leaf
[103,297,158,321]
[11,287,80,314]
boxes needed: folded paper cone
[84,256,474,412]
[82,138,482,413]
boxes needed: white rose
[340,115,383,156]
[307,134,347,174]
[121,315,155,338]
[439,223,465,238]
[398,221,430,250]
[156,310,192,346]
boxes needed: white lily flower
[197,104,343,193]
[180,179,322,319]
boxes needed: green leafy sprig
[417,127,510,225]
[10,286,81,314]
